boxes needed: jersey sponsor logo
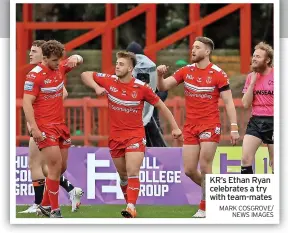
[186,74,194,80]
[63,138,72,145]
[268,80,274,85]
[27,73,36,79]
[96,73,106,77]
[184,90,212,99]
[24,81,34,91]
[215,127,221,135]
[196,77,202,83]
[44,79,52,84]
[206,76,212,84]
[108,103,138,114]
[110,86,118,92]
[131,91,137,98]
[199,132,211,139]
[254,90,274,95]
[127,143,140,149]
[43,92,63,100]
[121,90,127,96]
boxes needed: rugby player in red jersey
[20,40,84,214]
[23,40,83,218]
[81,51,182,218]
[157,37,240,217]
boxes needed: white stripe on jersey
[107,93,140,106]
[134,79,145,86]
[184,81,215,92]
[211,64,222,72]
[40,81,64,93]
[30,66,43,73]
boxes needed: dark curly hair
[41,40,64,59]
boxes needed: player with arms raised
[81,51,182,218]
[23,40,83,218]
[20,40,84,214]
[241,42,274,174]
[157,37,240,218]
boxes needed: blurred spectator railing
[16,97,251,147]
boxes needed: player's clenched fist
[157,65,169,76]
[172,128,182,139]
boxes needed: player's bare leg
[112,156,128,203]
[182,145,201,186]
[192,142,217,218]
[39,146,62,218]
[19,138,45,214]
[267,144,274,174]
[60,148,84,212]
[121,152,144,218]
[241,135,262,174]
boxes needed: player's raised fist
[157,65,169,76]
[67,56,78,68]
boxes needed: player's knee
[118,170,127,179]
[199,161,210,174]
[241,155,253,166]
[42,164,48,177]
[184,168,197,178]
[28,156,41,171]
[119,175,128,182]
[46,157,62,170]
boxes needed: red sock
[41,182,50,206]
[120,184,128,203]
[127,177,140,205]
[199,200,206,211]
[46,177,60,210]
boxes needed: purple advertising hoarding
[16,147,269,205]
[16,147,201,205]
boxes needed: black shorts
[245,116,274,144]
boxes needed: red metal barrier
[16,97,251,147]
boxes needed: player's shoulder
[133,79,152,91]
[173,64,193,75]
[94,72,118,80]
[210,63,228,78]
[26,65,46,79]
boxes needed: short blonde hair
[116,51,137,67]
[255,42,273,67]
